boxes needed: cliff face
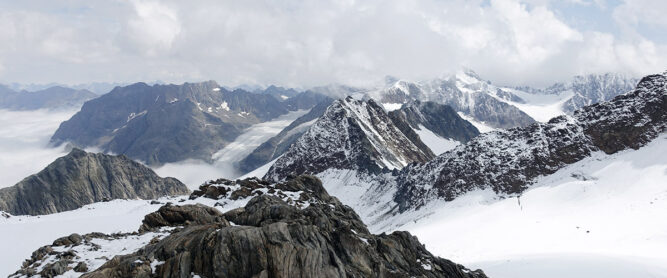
[0,149,189,216]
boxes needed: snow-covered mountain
[364,70,641,132]
[393,72,665,212]
[366,70,536,130]
[264,97,435,181]
[543,73,638,112]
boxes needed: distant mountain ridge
[0,148,188,216]
[50,81,329,165]
[0,85,96,110]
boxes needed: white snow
[457,112,495,133]
[0,199,163,275]
[390,134,667,278]
[218,101,230,111]
[496,88,573,122]
[212,87,220,92]
[381,102,403,111]
[414,125,460,155]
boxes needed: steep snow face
[414,125,460,155]
[264,97,433,181]
[394,134,667,278]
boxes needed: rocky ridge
[11,176,487,278]
[264,97,435,181]
[393,72,666,211]
[0,148,189,216]
[239,97,334,173]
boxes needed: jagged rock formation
[388,101,480,143]
[0,149,188,216]
[393,72,666,211]
[12,176,487,278]
[50,81,328,165]
[0,85,96,110]
[239,98,334,173]
[264,97,435,181]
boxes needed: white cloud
[0,109,75,189]
[121,0,181,56]
[0,0,664,87]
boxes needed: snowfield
[393,134,667,278]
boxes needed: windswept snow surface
[389,134,667,278]
[154,109,307,189]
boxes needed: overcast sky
[0,0,665,88]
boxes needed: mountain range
[0,85,96,110]
[50,81,330,165]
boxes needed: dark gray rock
[0,148,189,215]
[139,203,227,232]
[78,176,487,278]
[389,101,480,143]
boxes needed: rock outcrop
[0,148,189,215]
[12,176,487,278]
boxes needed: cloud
[0,109,75,188]
[0,0,664,87]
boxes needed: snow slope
[391,134,667,278]
[414,124,460,155]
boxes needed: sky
[0,0,665,88]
